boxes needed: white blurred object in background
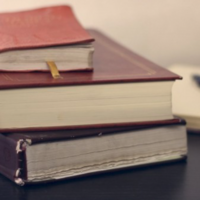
[169,64,200,132]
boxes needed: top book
[0,5,94,72]
[0,30,181,132]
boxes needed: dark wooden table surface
[0,133,199,200]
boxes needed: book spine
[0,135,27,186]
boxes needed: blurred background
[0,0,200,68]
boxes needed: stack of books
[0,5,187,186]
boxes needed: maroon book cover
[0,29,180,89]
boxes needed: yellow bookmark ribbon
[46,61,63,79]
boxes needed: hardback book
[0,30,181,132]
[0,5,94,72]
[169,64,200,132]
[0,119,187,186]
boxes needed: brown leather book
[0,30,181,132]
[0,120,187,186]
[0,5,94,72]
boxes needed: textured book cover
[0,5,94,53]
[0,29,180,89]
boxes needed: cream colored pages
[0,44,94,71]
[169,64,200,130]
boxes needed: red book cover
[0,5,94,53]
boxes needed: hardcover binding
[5,118,185,143]
[1,119,182,133]
[0,119,186,185]
[0,29,180,89]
